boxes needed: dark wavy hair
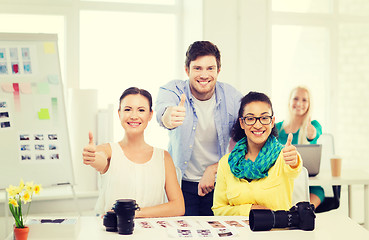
[118,87,152,111]
[185,41,221,70]
[231,91,278,142]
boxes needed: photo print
[156,220,172,228]
[20,134,30,141]
[35,144,45,151]
[177,229,192,238]
[0,101,7,108]
[197,229,213,238]
[36,154,45,160]
[34,134,44,140]
[138,221,153,229]
[224,220,244,227]
[176,220,192,228]
[20,145,30,151]
[207,221,226,228]
[49,144,57,150]
[0,121,10,128]
[0,112,9,118]
[21,155,31,161]
[216,228,233,237]
[50,153,59,160]
[48,133,57,140]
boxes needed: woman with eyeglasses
[276,86,323,208]
[212,91,301,216]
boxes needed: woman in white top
[82,87,185,218]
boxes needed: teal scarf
[228,135,284,180]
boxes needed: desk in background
[309,169,369,229]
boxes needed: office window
[80,10,176,148]
[339,0,369,15]
[271,25,329,128]
[272,0,332,13]
[83,0,175,4]
[336,23,369,166]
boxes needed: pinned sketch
[0,62,7,74]
[1,83,13,92]
[48,75,59,85]
[19,82,32,94]
[10,48,18,60]
[43,42,56,54]
[38,108,50,120]
[37,82,50,94]
[0,48,5,59]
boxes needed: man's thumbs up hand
[161,94,186,129]
[283,133,298,167]
[178,94,186,107]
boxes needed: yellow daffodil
[25,181,34,192]
[6,185,18,197]
[9,198,18,207]
[7,179,42,228]
[18,179,25,189]
[34,184,42,195]
[21,191,31,204]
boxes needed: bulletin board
[0,33,74,189]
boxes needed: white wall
[202,0,271,95]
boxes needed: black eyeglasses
[241,116,273,126]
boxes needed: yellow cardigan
[212,151,302,216]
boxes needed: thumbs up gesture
[306,117,316,140]
[283,133,298,167]
[82,131,97,166]
[161,94,186,129]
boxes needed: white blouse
[95,143,166,214]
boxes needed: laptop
[295,144,322,177]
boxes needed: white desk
[309,169,369,229]
[13,212,367,240]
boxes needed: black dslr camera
[249,201,316,231]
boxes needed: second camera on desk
[103,199,140,235]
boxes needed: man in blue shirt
[155,41,297,216]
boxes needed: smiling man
[155,41,243,216]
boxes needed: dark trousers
[181,180,214,216]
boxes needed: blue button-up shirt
[155,80,243,177]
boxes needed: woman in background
[212,91,301,216]
[82,87,184,217]
[276,86,323,208]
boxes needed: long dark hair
[118,87,152,111]
[231,91,278,142]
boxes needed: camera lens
[113,199,139,235]
[249,209,275,231]
[103,211,117,232]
